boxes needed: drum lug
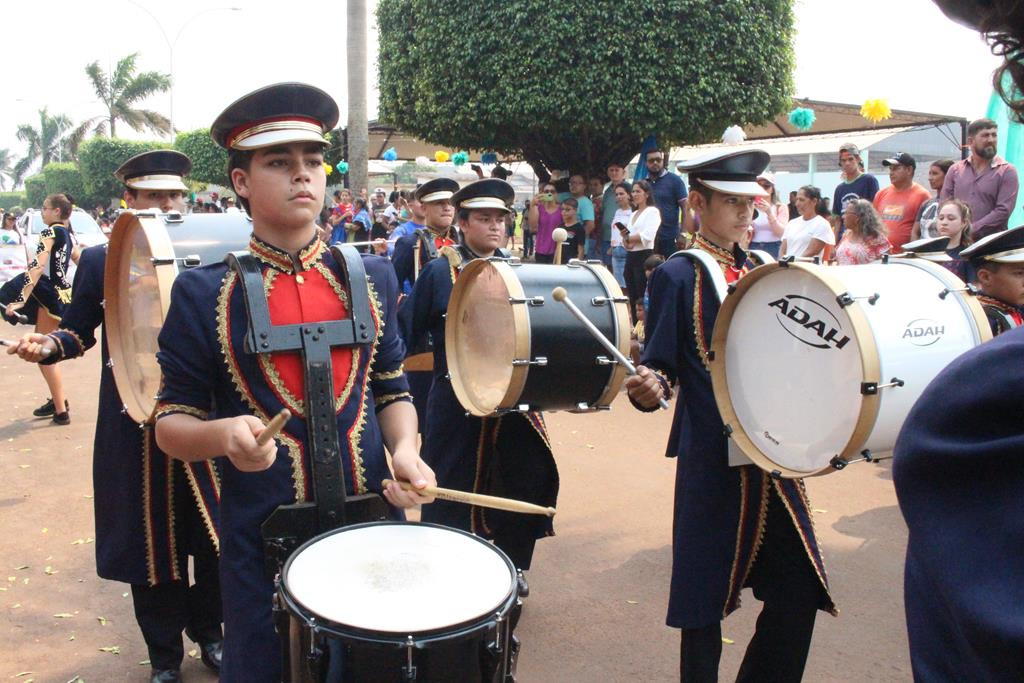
[590,296,628,306]
[150,255,202,268]
[837,291,880,307]
[508,296,545,306]
[512,356,547,367]
[99,298,106,309]
[402,635,418,681]
[940,284,976,299]
[495,404,532,415]
[307,624,325,680]
[164,211,185,224]
[595,355,619,365]
[105,358,114,369]
[860,377,904,395]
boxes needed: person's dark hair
[643,253,665,272]
[968,117,998,137]
[798,185,829,218]
[983,2,1024,119]
[561,197,579,210]
[613,181,631,194]
[389,190,399,203]
[353,198,368,212]
[937,198,974,247]
[789,190,797,199]
[931,158,956,174]
[228,149,256,214]
[2,213,15,225]
[632,179,654,208]
[457,208,471,223]
[45,193,73,220]
[333,190,342,199]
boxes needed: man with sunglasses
[644,150,691,256]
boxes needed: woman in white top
[609,182,632,289]
[781,185,835,259]
[615,179,660,319]
[749,172,788,259]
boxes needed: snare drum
[446,258,631,416]
[278,522,520,682]
[104,211,252,422]
[711,258,991,477]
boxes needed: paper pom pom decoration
[721,125,747,145]
[788,107,816,132]
[324,162,334,175]
[335,161,349,174]
[382,147,398,161]
[481,152,498,165]
[452,151,469,167]
[860,99,892,124]
[434,150,450,163]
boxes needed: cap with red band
[211,82,339,151]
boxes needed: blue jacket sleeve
[392,234,416,293]
[364,256,412,411]
[632,259,688,411]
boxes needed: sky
[0,0,1003,173]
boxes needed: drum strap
[225,247,387,569]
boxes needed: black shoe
[52,411,70,426]
[150,670,181,683]
[32,398,55,417]
[196,639,223,671]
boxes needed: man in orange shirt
[873,153,932,253]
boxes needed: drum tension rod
[860,378,904,395]
[402,635,417,681]
[508,296,545,306]
[512,357,547,366]
[150,255,202,268]
[836,292,880,307]
[590,296,628,305]
[595,355,620,365]
[939,284,978,299]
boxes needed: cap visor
[128,178,189,192]
[232,128,327,150]
[699,179,769,197]
[460,197,511,212]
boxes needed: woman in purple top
[529,181,562,263]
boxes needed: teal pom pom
[788,107,816,132]
[382,147,398,161]
[481,152,498,165]
[336,161,349,174]
[452,151,469,167]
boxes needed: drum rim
[710,262,882,477]
[104,211,178,423]
[578,260,632,408]
[886,256,992,345]
[279,521,519,642]
[445,258,530,416]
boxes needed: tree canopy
[78,137,169,204]
[377,0,795,176]
[173,128,228,187]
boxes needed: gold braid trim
[314,262,351,307]
[344,278,386,495]
[772,478,837,615]
[154,403,209,421]
[57,328,86,358]
[438,245,463,283]
[470,416,500,536]
[183,460,221,554]
[370,365,405,381]
[165,448,180,582]
[142,421,157,586]
[47,333,67,361]
[218,270,306,502]
[693,266,712,372]
[374,391,412,406]
[725,469,770,616]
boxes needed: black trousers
[624,249,652,320]
[680,488,824,682]
[131,465,222,670]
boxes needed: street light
[126,2,242,136]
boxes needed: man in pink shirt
[874,153,932,253]
[940,118,1020,240]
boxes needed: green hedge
[41,162,86,206]
[0,192,26,211]
[79,137,169,205]
[174,128,229,187]
[24,175,46,208]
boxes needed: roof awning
[668,126,919,161]
[743,98,965,140]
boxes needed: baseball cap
[374,187,386,195]
[838,143,861,157]
[882,152,916,168]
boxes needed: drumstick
[0,339,51,356]
[339,238,397,247]
[382,479,556,517]
[552,227,568,265]
[256,408,291,446]
[551,287,670,410]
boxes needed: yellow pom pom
[434,150,450,163]
[860,99,892,124]
[323,162,333,175]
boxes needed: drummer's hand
[223,415,277,472]
[4,302,23,318]
[626,365,665,409]
[385,448,436,508]
[7,332,56,362]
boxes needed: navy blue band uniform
[155,234,411,681]
[960,225,1024,336]
[398,241,558,571]
[0,223,73,325]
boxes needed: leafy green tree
[82,53,172,138]
[78,137,169,205]
[0,149,15,191]
[13,108,77,184]
[376,0,795,177]
[173,128,229,187]
[0,192,26,210]
[41,163,87,206]
[24,175,46,208]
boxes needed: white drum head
[284,524,515,633]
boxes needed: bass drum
[446,258,631,416]
[104,210,252,422]
[710,258,991,477]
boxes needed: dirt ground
[0,319,911,682]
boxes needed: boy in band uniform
[626,150,834,682]
[152,83,434,682]
[960,225,1024,334]
[8,150,223,683]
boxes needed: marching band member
[7,151,223,683]
[626,150,834,682]
[399,179,557,586]
[151,83,434,682]
[960,225,1024,335]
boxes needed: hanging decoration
[721,125,747,144]
[323,162,333,176]
[434,150,450,163]
[481,151,498,165]
[788,107,816,132]
[452,151,469,167]
[860,99,892,124]
[336,160,349,174]
[382,147,398,161]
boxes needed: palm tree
[12,107,75,184]
[0,149,14,191]
[83,53,171,137]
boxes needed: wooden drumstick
[382,479,556,517]
[552,286,670,410]
[256,408,291,446]
[551,227,568,265]
[0,339,52,356]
